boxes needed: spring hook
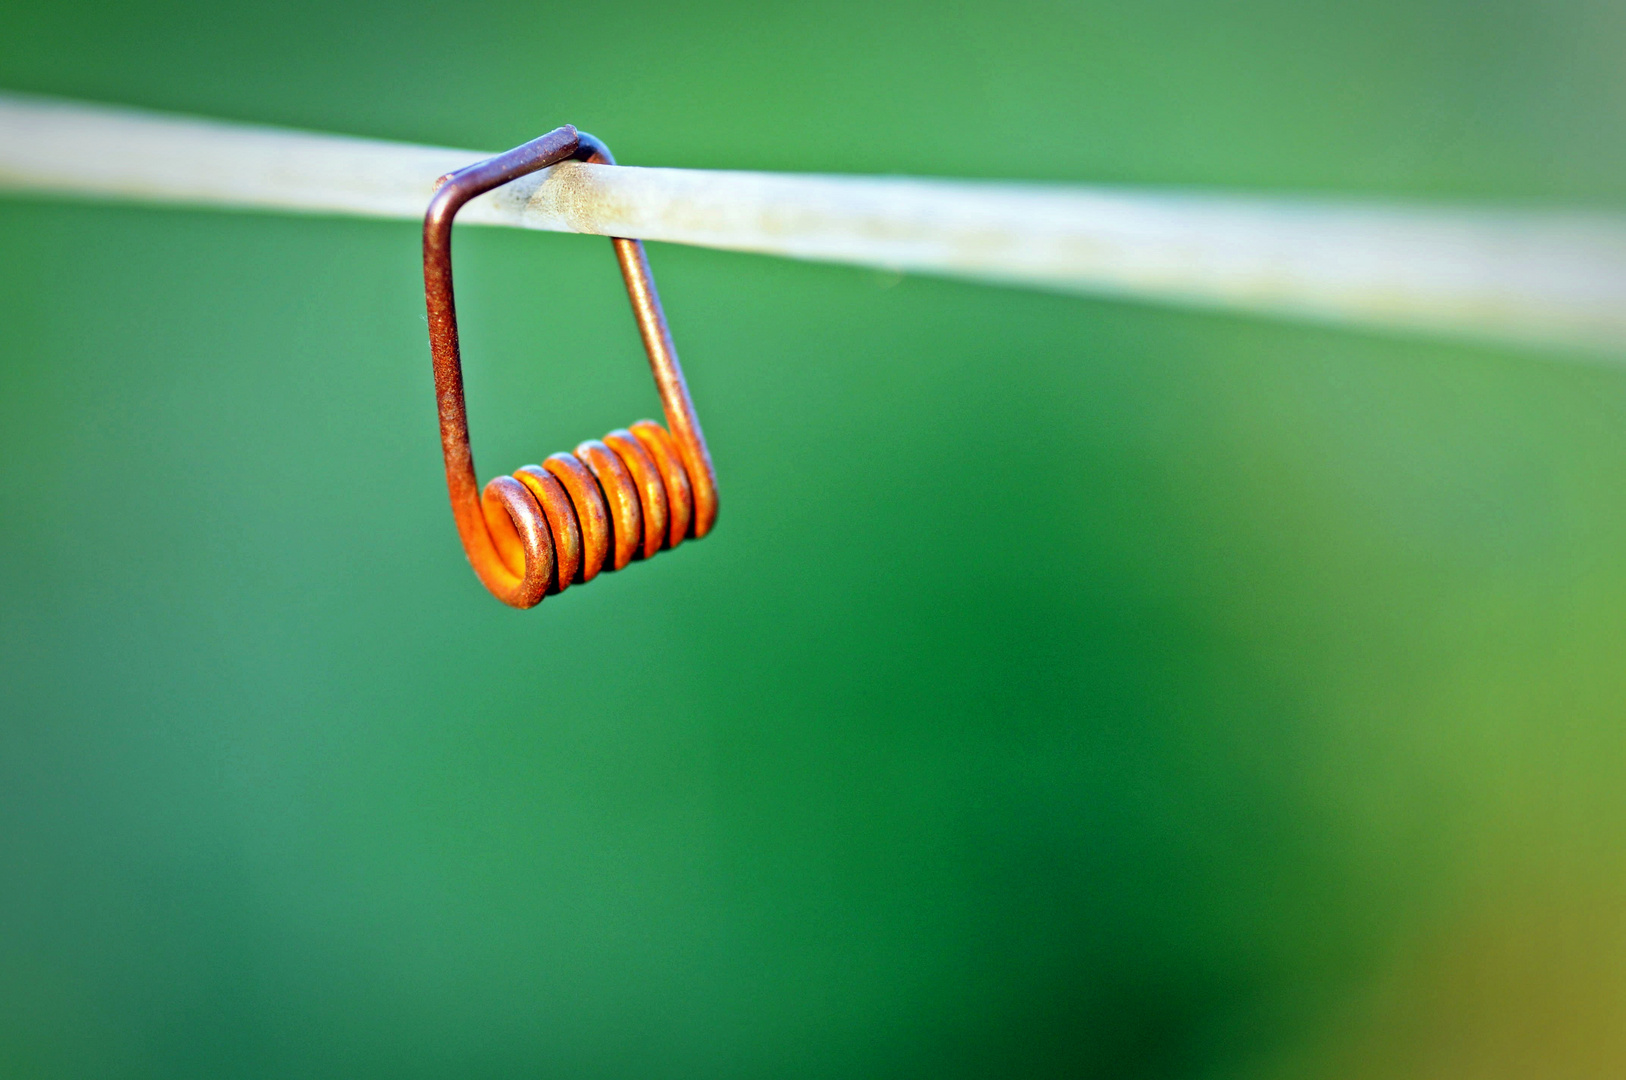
[423,127,718,609]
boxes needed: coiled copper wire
[423,128,718,608]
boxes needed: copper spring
[423,128,718,609]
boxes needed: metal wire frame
[423,127,718,608]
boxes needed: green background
[2,1,1624,1076]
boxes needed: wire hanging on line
[423,126,718,609]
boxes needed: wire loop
[423,128,718,608]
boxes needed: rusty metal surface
[422,128,719,608]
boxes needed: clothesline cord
[2,92,1623,354]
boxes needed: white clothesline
[2,92,1624,354]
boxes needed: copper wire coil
[424,127,719,610]
[483,419,715,598]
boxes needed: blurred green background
[2,1,1625,1076]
